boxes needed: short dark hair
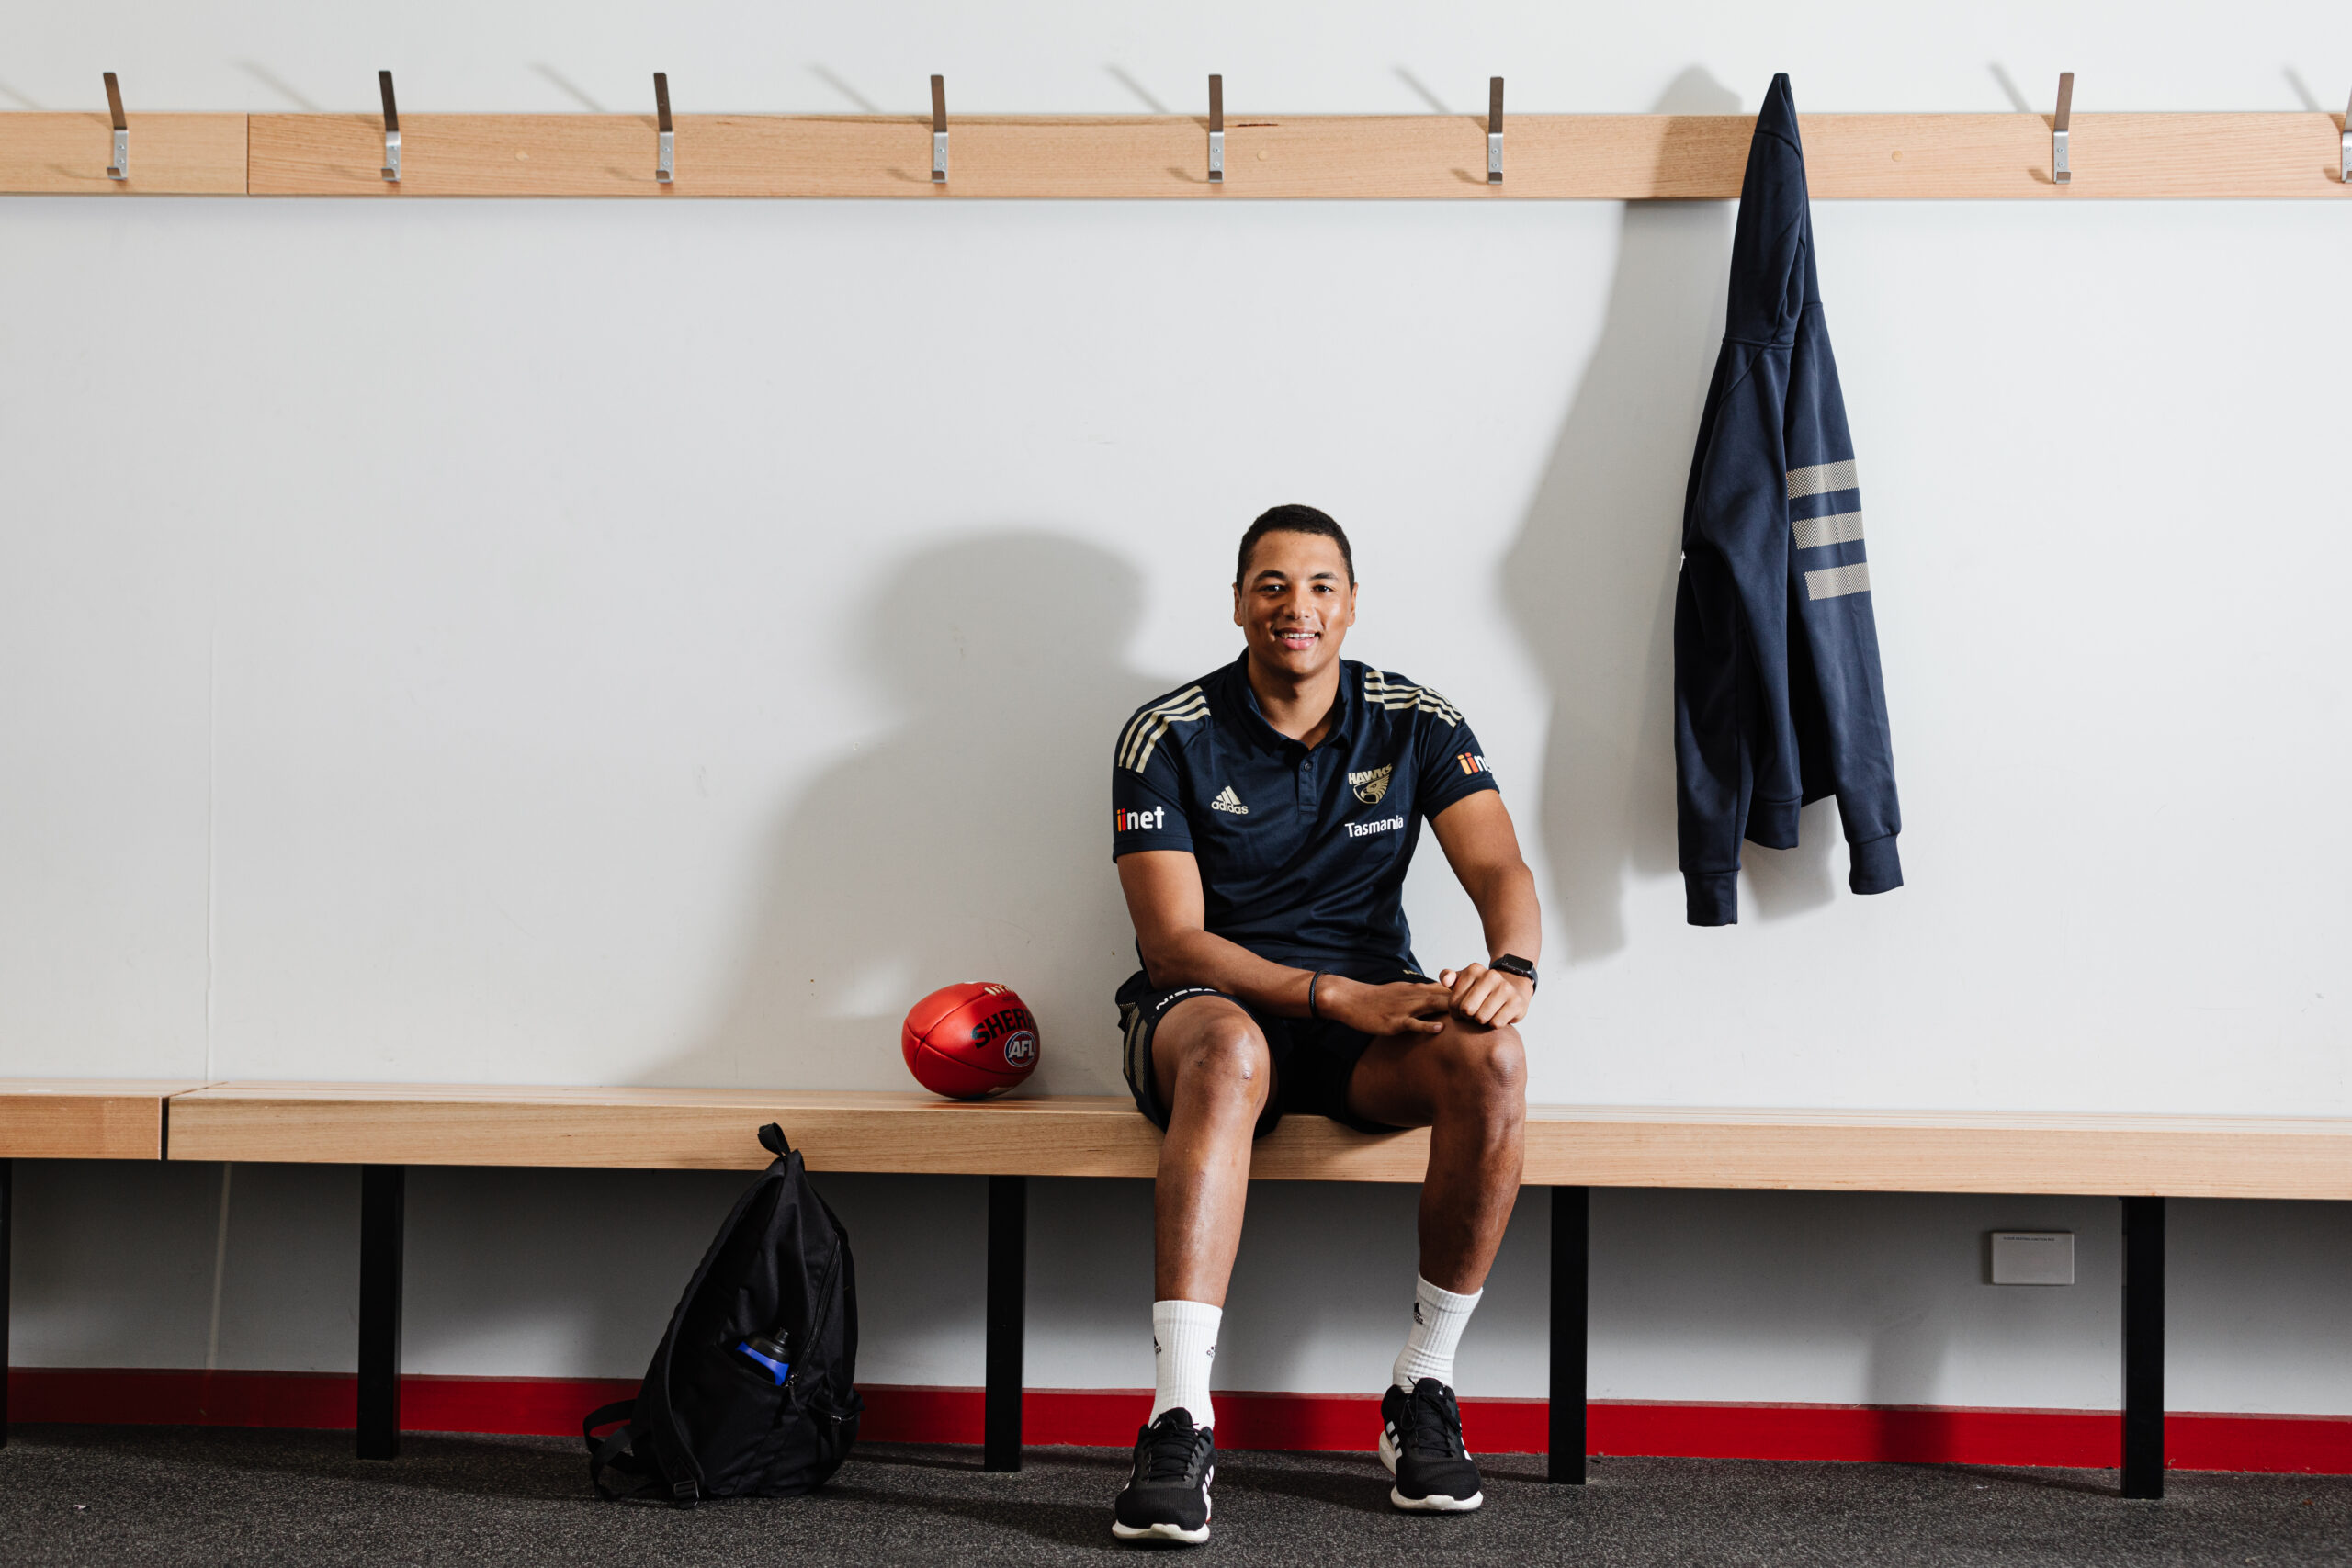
[1235,504,1355,587]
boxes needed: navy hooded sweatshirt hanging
[1674,74,1903,927]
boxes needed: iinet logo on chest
[1114,807,1167,832]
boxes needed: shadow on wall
[1499,66,1837,964]
[663,532,1164,1093]
[1595,1189,1966,1415]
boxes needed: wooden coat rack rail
[2,111,2348,199]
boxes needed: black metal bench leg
[2121,1195,2165,1498]
[1549,1184,1588,1483]
[983,1175,1026,1472]
[2,1157,13,1450]
[357,1164,405,1461]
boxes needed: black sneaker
[1112,1408,1215,1544]
[1379,1378,1485,1512]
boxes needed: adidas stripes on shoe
[1379,1378,1485,1513]
[1113,1408,1216,1545]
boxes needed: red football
[901,982,1041,1100]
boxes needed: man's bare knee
[1158,1002,1272,1121]
[1431,1022,1526,1118]
[1177,1018,1271,1099]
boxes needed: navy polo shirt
[1112,653,1500,979]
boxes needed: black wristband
[1307,970,1323,1020]
[1489,953,1538,992]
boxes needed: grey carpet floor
[2,1426,2346,1566]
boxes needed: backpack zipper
[786,1233,845,1398]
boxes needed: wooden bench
[0,1079,203,1161]
[7,1080,2349,1498]
[0,1081,209,1449]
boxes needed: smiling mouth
[1273,629,1320,651]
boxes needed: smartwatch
[1488,953,1538,992]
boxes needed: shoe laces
[1137,1414,1205,1483]
[1403,1381,1466,1460]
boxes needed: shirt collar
[1223,651,1354,757]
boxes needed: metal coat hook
[1208,74,1224,183]
[2341,88,2350,185]
[1488,77,1504,184]
[931,75,948,183]
[654,73,673,183]
[103,72,128,180]
[379,70,401,183]
[2052,72,2074,186]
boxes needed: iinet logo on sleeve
[1114,807,1167,832]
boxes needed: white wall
[4,1,2349,1415]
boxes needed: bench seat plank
[0,1080,209,1159]
[162,1085,2352,1198]
[1543,1107,2352,1200]
[169,1085,1164,1175]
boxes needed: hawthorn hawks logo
[1350,763,1394,805]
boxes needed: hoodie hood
[1724,73,1816,347]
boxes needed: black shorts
[1115,966,1429,1139]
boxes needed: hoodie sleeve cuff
[1849,832,1903,896]
[1684,871,1738,927]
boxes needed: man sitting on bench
[1107,504,1542,1544]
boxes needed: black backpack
[584,1123,863,1505]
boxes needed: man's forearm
[1138,927,1323,1018]
[1464,862,1543,966]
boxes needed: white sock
[1150,1299,1221,1429]
[1393,1275,1482,1392]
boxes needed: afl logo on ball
[1002,1031,1038,1067]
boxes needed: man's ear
[1232,584,1244,628]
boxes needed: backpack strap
[758,1122,789,1158]
[582,1399,636,1453]
[583,1400,659,1502]
[582,1397,703,1507]
[587,1428,646,1501]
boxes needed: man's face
[1232,530,1356,681]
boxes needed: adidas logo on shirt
[1210,786,1249,815]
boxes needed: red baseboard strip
[9,1370,2348,1474]
[5,1369,640,1438]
